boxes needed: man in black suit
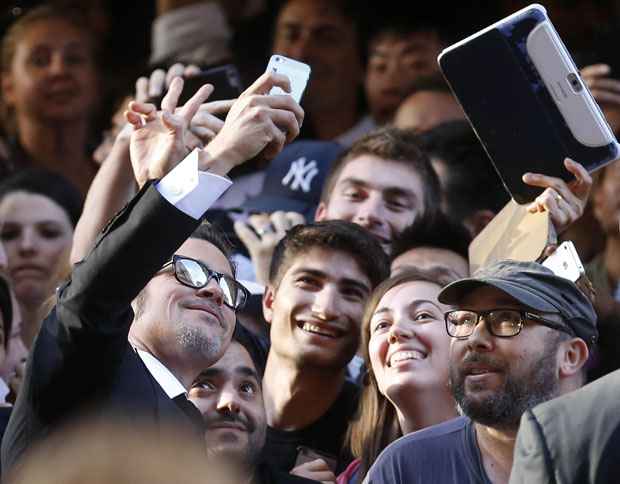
[1,72,304,473]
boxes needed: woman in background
[0,5,102,194]
[0,169,82,348]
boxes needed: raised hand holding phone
[266,55,311,103]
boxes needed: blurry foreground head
[7,418,246,484]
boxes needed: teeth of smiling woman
[390,351,425,366]
[302,322,338,338]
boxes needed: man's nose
[311,285,339,320]
[466,318,494,352]
[196,278,224,306]
[216,388,241,414]
[353,196,384,228]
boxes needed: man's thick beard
[449,337,560,430]
[176,325,222,363]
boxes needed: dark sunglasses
[161,255,249,311]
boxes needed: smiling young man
[315,126,440,255]
[260,220,389,479]
[365,260,597,484]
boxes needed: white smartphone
[542,241,584,282]
[266,54,311,103]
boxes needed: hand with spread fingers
[199,71,304,176]
[522,158,592,235]
[125,77,214,186]
[234,211,305,285]
[136,63,233,149]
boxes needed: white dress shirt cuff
[156,149,232,220]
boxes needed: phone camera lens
[567,73,583,93]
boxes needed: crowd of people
[0,0,618,483]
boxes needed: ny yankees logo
[281,157,319,192]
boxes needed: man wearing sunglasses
[365,259,597,484]
[2,71,304,472]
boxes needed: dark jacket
[1,184,203,473]
[510,369,620,484]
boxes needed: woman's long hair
[345,266,461,480]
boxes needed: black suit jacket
[510,369,620,484]
[1,184,204,472]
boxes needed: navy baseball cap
[438,260,598,347]
[241,140,344,221]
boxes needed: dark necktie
[172,394,205,431]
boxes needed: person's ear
[558,337,589,379]
[262,285,276,324]
[314,201,327,222]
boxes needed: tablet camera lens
[567,73,583,93]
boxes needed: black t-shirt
[262,380,359,474]
[365,416,492,484]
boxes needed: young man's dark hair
[391,212,472,261]
[269,220,390,290]
[416,121,509,224]
[319,127,441,222]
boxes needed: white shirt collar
[136,349,186,399]
[0,377,10,404]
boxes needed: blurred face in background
[393,90,464,133]
[593,162,620,235]
[365,31,443,124]
[0,191,73,308]
[273,0,362,112]
[2,18,99,123]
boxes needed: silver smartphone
[438,4,620,204]
[266,54,311,104]
[542,241,584,282]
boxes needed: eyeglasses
[162,255,249,311]
[444,308,573,339]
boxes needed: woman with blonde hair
[340,266,461,483]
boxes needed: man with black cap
[365,259,597,484]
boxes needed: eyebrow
[339,177,418,199]
[293,268,371,294]
[373,299,440,317]
[198,365,259,383]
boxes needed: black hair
[269,220,390,290]
[189,221,236,277]
[391,211,472,261]
[416,120,509,220]
[0,169,83,227]
[231,323,268,378]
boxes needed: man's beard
[449,337,560,430]
[204,413,265,468]
[176,324,223,363]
